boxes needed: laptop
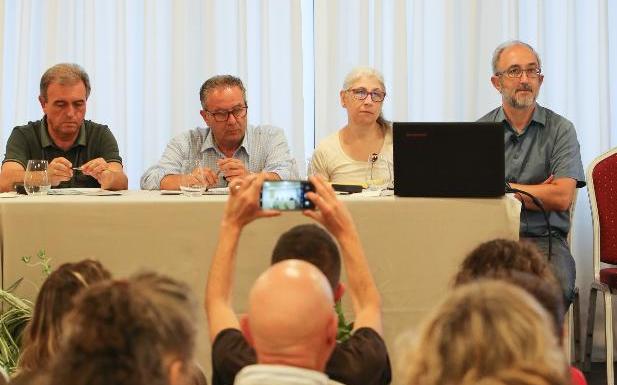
[393,122,505,197]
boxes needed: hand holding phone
[223,174,280,228]
[260,180,315,211]
[301,175,358,240]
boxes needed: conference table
[0,190,520,379]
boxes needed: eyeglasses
[205,106,248,122]
[495,67,542,79]
[346,88,386,102]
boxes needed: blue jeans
[522,234,576,309]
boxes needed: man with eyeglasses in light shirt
[140,75,298,190]
[478,41,585,309]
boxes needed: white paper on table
[204,187,229,195]
[47,188,122,196]
[0,192,19,198]
[342,189,394,199]
[84,190,123,196]
[161,188,229,195]
[47,189,86,195]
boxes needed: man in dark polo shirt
[206,174,391,385]
[478,41,585,308]
[0,63,128,192]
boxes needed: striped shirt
[140,125,298,189]
[234,364,346,385]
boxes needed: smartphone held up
[260,180,315,211]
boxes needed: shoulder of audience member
[327,328,391,385]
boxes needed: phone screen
[260,181,315,210]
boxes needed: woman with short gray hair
[310,66,392,186]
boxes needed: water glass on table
[24,160,51,195]
[180,159,207,197]
[365,153,392,191]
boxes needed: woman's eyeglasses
[346,88,386,102]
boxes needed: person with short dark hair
[453,238,558,287]
[271,224,341,292]
[0,63,128,191]
[140,75,298,190]
[206,174,390,385]
[478,40,585,308]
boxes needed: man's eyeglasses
[495,67,542,79]
[205,106,248,122]
[346,88,386,102]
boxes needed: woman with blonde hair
[310,66,392,185]
[400,280,569,385]
[12,260,111,384]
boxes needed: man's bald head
[241,259,338,371]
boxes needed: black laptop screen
[393,122,505,197]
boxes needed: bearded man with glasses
[478,41,585,309]
[141,75,298,190]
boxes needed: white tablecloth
[0,190,520,379]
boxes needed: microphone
[510,134,519,144]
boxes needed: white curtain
[1,0,617,357]
[0,0,309,187]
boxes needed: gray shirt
[140,124,299,189]
[478,104,585,236]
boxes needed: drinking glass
[24,160,51,195]
[180,159,206,197]
[365,153,392,191]
[305,156,314,179]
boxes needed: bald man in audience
[234,259,339,385]
[206,174,389,385]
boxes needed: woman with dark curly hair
[47,272,200,385]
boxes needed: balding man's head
[241,260,338,371]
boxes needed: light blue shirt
[140,124,299,189]
[478,103,585,236]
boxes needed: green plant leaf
[0,250,50,374]
[335,300,353,343]
[4,278,23,293]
